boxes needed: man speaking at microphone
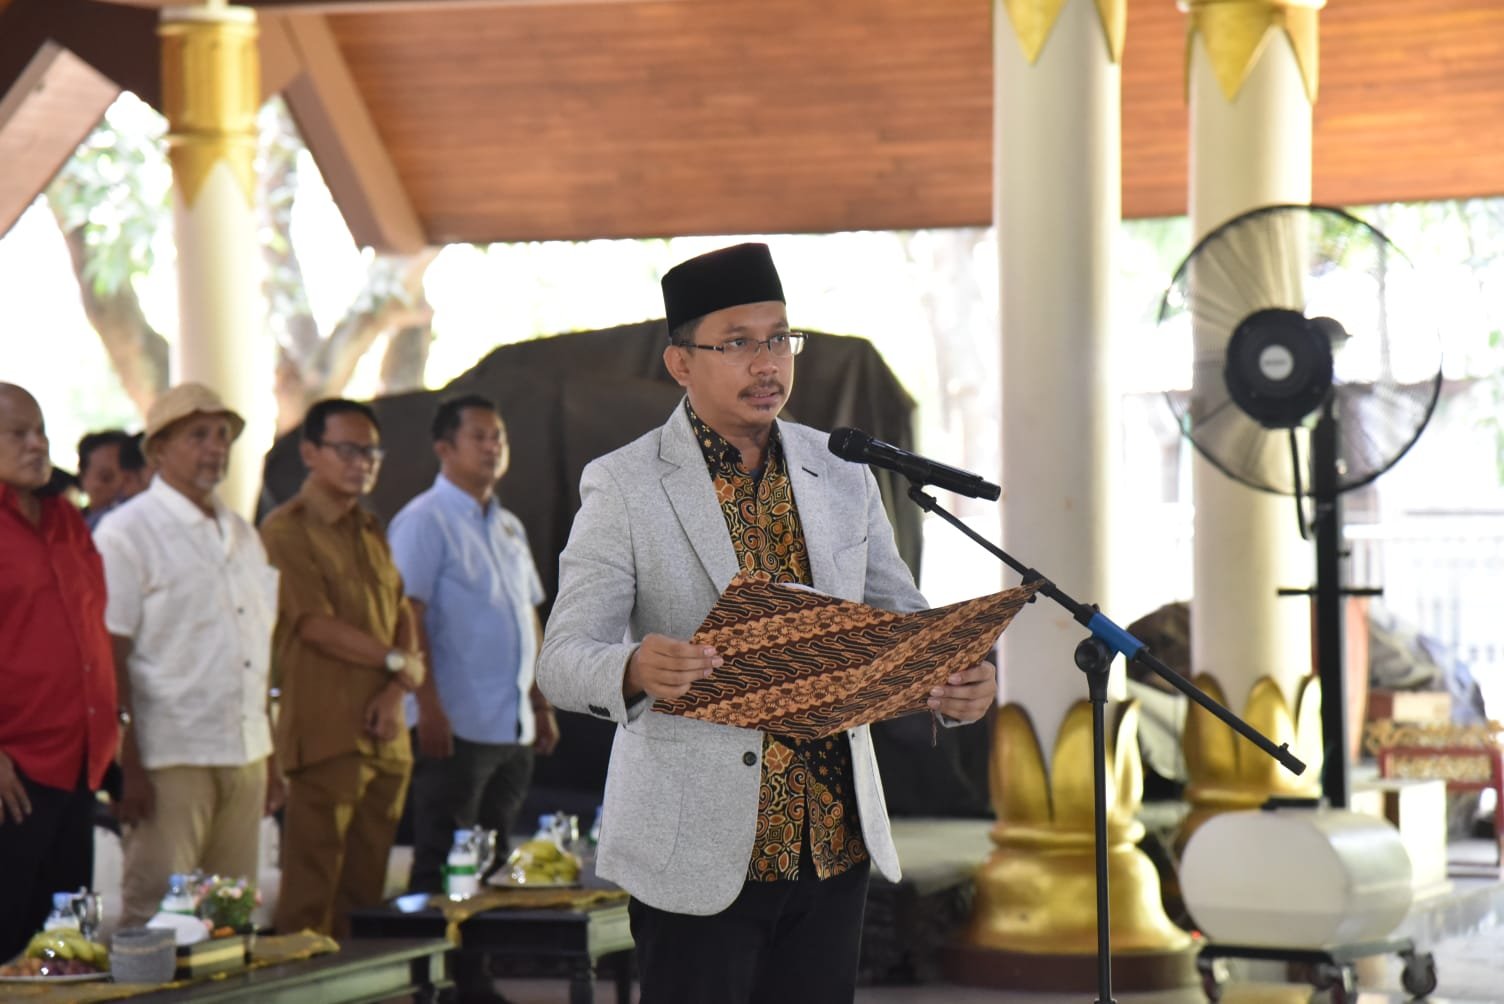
[537,242,997,1003]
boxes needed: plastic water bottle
[160,874,196,915]
[445,828,480,899]
[579,806,604,886]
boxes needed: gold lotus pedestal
[945,701,1199,992]
[1178,673,1324,854]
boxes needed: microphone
[827,428,1001,501]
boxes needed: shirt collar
[148,475,226,526]
[684,401,783,475]
[296,477,367,526]
[433,471,494,517]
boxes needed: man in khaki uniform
[260,398,424,938]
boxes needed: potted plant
[174,876,259,976]
[197,875,260,937]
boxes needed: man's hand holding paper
[929,659,999,724]
[624,635,724,700]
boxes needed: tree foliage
[44,92,435,432]
[45,98,171,417]
[256,99,435,431]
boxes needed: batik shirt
[686,402,868,881]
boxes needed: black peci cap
[661,242,785,335]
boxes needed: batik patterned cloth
[656,574,1043,740]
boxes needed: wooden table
[349,897,633,1004]
[3,939,451,1003]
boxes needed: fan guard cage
[1156,204,1442,497]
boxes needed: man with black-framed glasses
[259,398,424,937]
[539,243,997,1002]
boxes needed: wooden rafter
[96,0,669,11]
[0,43,118,237]
[272,13,426,252]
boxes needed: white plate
[0,971,111,983]
[484,873,580,889]
[147,911,210,946]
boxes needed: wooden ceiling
[2,0,1502,251]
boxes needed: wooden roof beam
[0,40,119,239]
[271,13,426,253]
[101,0,665,11]
[0,0,166,241]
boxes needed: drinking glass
[71,889,103,941]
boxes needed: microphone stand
[905,484,1306,1004]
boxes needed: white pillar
[967,7,1191,971]
[997,0,1124,754]
[161,4,270,519]
[1184,1,1323,713]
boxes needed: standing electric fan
[1155,203,1443,807]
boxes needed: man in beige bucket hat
[94,382,282,926]
[141,382,248,447]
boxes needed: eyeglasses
[319,441,386,464]
[676,332,807,361]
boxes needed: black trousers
[0,766,95,961]
[628,842,871,1004]
[406,735,534,894]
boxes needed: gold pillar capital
[1000,0,1127,66]
[159,4,259,208]
[1179,0,1324,104]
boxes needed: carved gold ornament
[1178,672,1323,851]
[964,699,1189,954]
[1365,719,1504,754]
[159,7,259,208]
[1181,0,1323,104]
[1000,0,1127,66]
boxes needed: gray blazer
[537,403,928,915]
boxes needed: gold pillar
[159,3,269,518]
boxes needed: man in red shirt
[0,383,118,961]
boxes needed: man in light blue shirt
[389,395,557,894]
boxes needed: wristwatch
[384,649,408,674]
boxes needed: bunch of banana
[505,838,582,885]
[23,928,109,970]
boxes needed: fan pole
[1313,402,1349,808]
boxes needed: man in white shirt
[94,383,282,927]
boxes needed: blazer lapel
[660,406,740,593]
[782,426,840,596]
